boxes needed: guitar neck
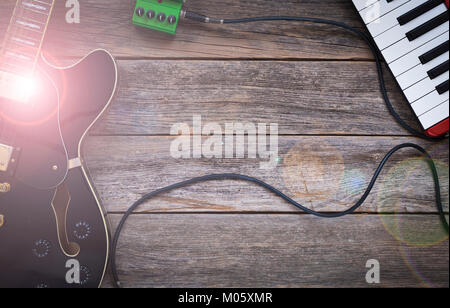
[0,0,55,77]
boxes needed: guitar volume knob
[32,239,51,258]
[73,221,92,240]
[36,282,49,288]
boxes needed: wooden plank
[84,136,449,214]
[91,60,421,136]
[102,214,449,288]
[0,0,373,59]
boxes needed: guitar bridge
[0,143,14,172]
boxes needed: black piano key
[406,11,449,41]
[428,60,449,79]
[419,40,449,64]
[436,80,449,94]
[398,0,443,26]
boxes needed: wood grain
[102,214,449,288]
[89,60,421,136]
[84,136,449,214]
[0,0,373,60]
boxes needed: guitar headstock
[0,0,55,105]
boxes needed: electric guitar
[0,0,117,287]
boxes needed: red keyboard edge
[425,118,449,137]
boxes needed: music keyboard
[353,0,449,137]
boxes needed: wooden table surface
[1,0,448,288]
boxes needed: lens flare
[376,142,449,287]
[14,75,38,103]
[282,142,345,209]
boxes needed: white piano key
[374,4,448,50]
[353,0,380,12]
[367,0,428,38]
[360,0,410,24]
[411,89,449,116]
[389,31,449,76]
[418,100,449,129]
[396,51,449,89]
[404,71,449,102]
[382,22,449,63]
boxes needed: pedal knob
[157,13,166,22]
[135,7,145,17]
[146,10,156,19]
[168,15,177,25]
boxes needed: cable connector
[183,11,223,24]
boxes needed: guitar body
[0,50,117,288]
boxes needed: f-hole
[51,183,80,257]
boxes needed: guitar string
[0,1,27,143]
[1,0,49,75]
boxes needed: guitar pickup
[0,143,14,172]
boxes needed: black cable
[111,143,449,288]
[183,12,448,141]
[111,13,449,288]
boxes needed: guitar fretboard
[0,0,55,77]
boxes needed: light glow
[0,71,37,103]
[12,75,38,103]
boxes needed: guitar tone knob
[32,239,51,258]
[80,266,91,286]
[73,221,92,240]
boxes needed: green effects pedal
[132,0,184,35]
